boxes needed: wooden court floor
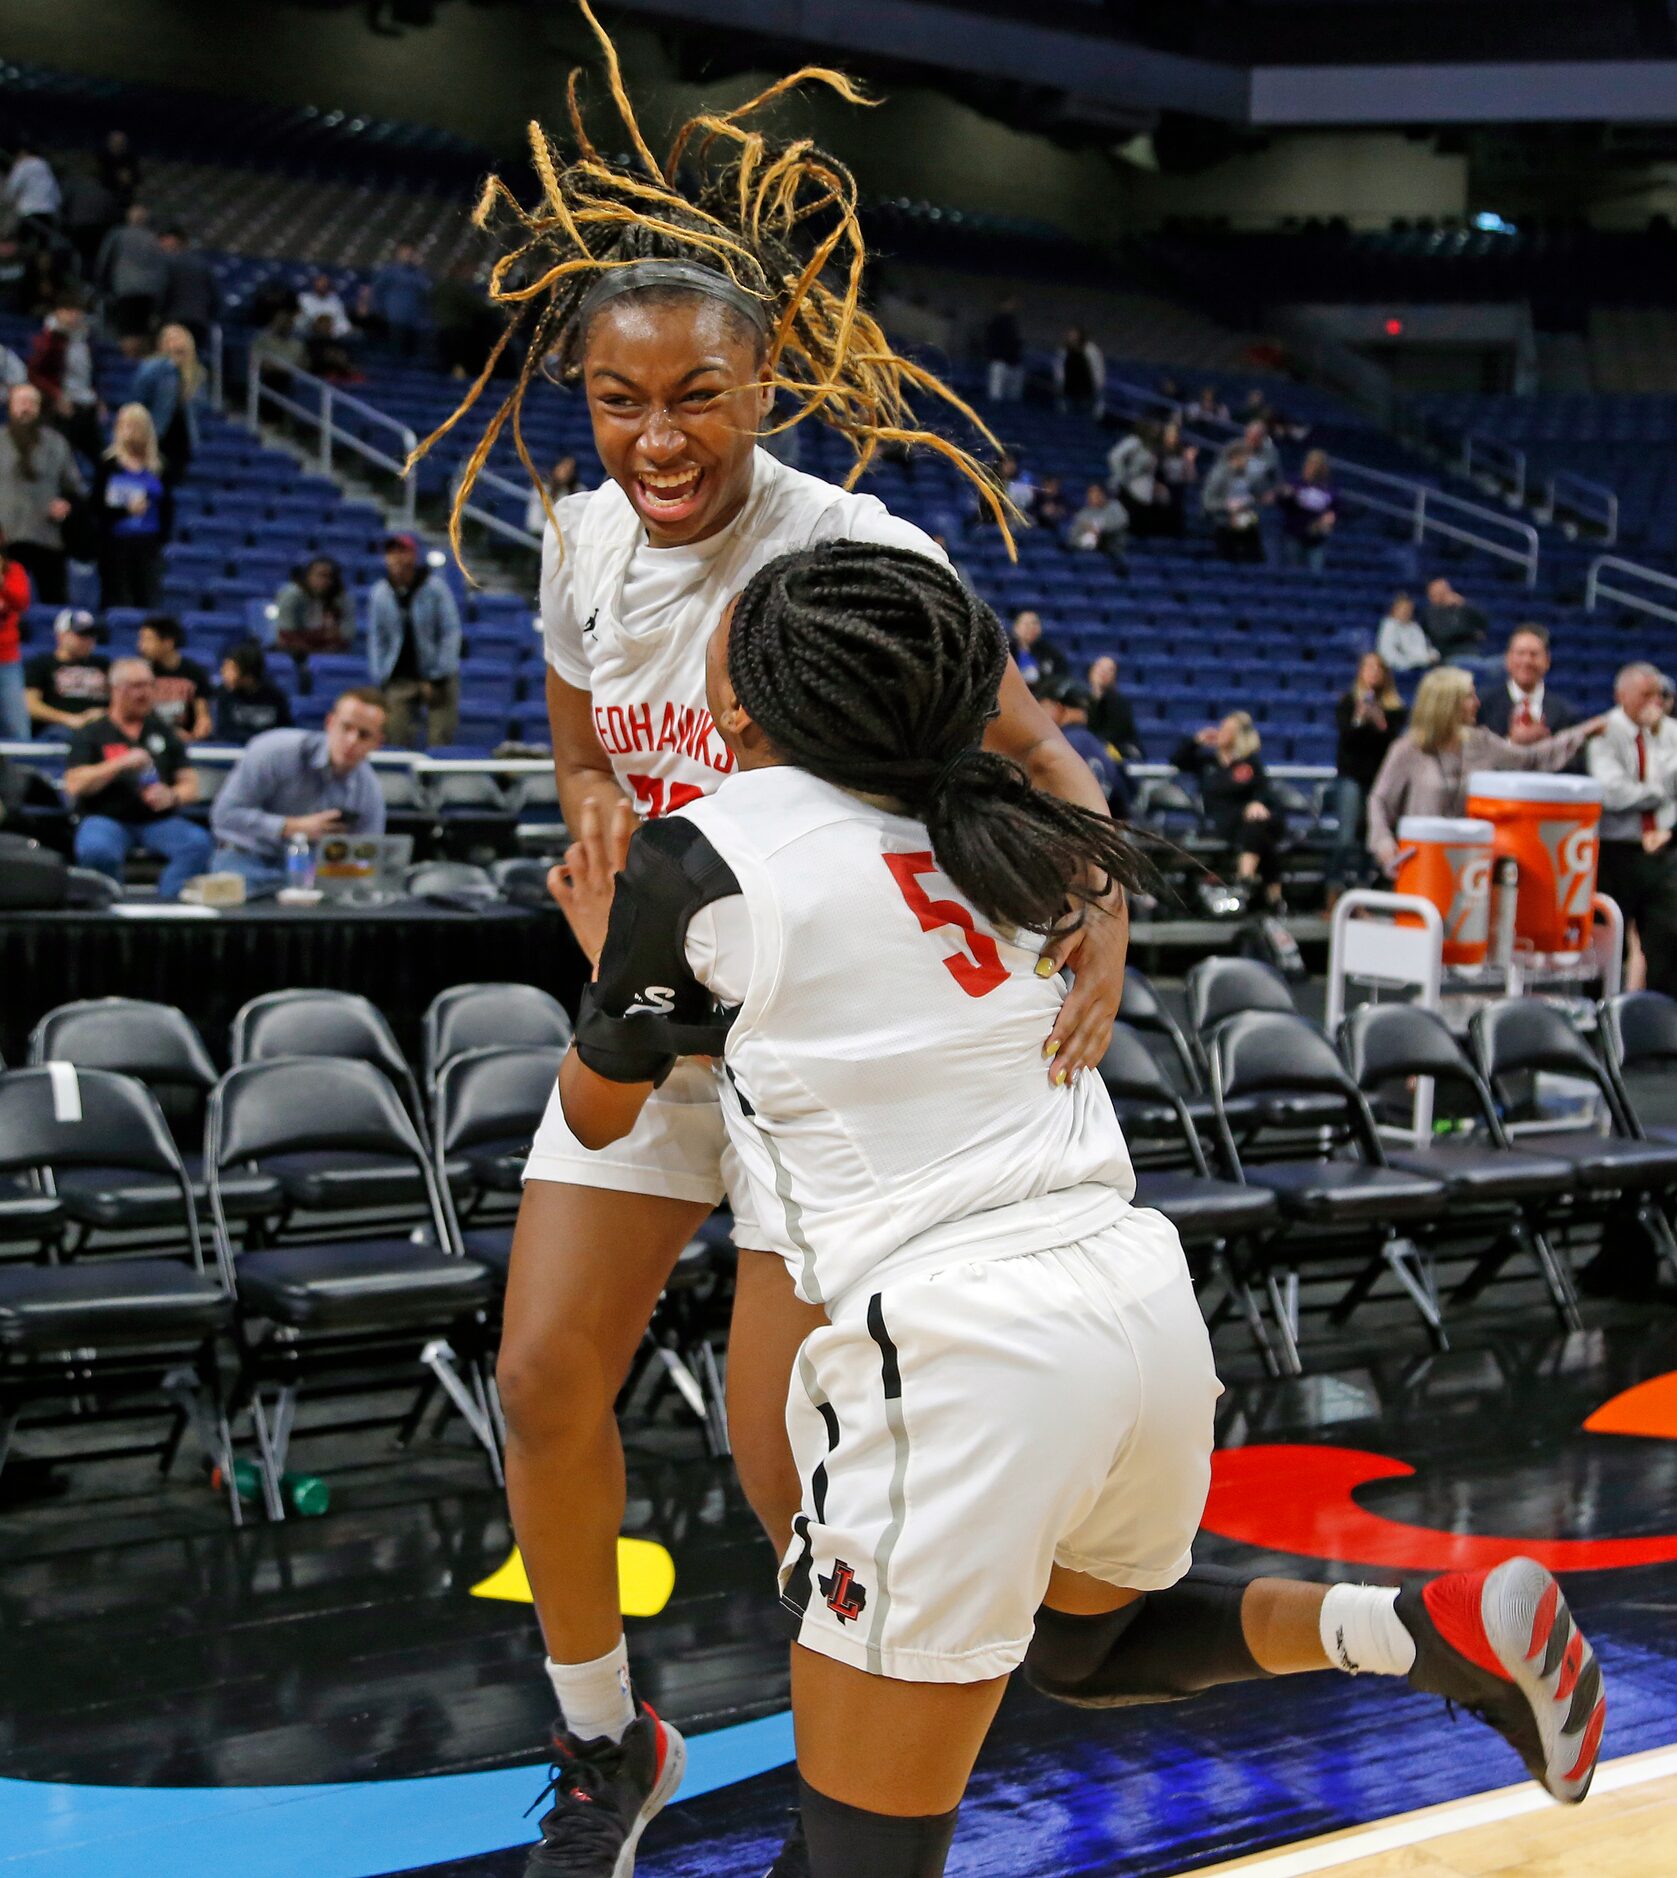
[1192,1747,1677,1877]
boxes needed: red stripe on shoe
[1555,1631,1585,1703]
[1564,1697,1607,1783]
[1422,1568,1514,1683]
[1527,1581,1559,1661]
[643,1704,668,1783]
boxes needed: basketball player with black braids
[561,542,1604,1878]
[407,11,1132,1874]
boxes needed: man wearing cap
[365,532,461,748]
[1036,674,1131,815]
[25,607,109,733]
[1588,661,1677,997]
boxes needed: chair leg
[1519,1217,1583,1333]
[420,1339,505,1488]
[1639,1199,1677,1287]
[249,1388,289,1522]
[696,1337,730,1459]
[0,1402,20,1483]
[161,1357,246,1529]
[1384,1236,1449,1350]
[1264,1267,1304,1377]
[1211,1246,1281,1377]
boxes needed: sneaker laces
[525,1737,630,1858]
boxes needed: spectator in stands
[1153,421,1197,537]
[1202,444,1265,564]
[1033,472,1070,530]
[1278,448,1338,572]
[525,454,587,535]
[63,656,211,899]
[3,140,61,249]
[1476,624,1579,743]
[1107,423,1166,536]
[0,382,84,603]
[1068,482,1128,568]
[156,230,222,351]
[1365,665,1602,874]
[209,687,387,895]
[1054,326,1104,418]
[434,259,496,379]
[364,241,433,357]
[1223,419,1281,500]
[96,203,168,354]
[1376,591,1436,675]
[1422,576,1490,667]
[297,272,354,341]
[93,404,172,609]
[137,614,213,742]
[130,324,201,485]
[0,526,30,740]
[1188,384,1229,423]
[24,606,108,734]
[984,298,1025,402]
[1087,654,1142,759]
[273,555,351,687]
[213,639,293,744]
[99,131,140,214]
[0,238,29,317]
[27,294,102,460]
[1588,661,1677,998]
[1173,712,1289,910]
[1329,652,1406,899]
[303,312,360,384]
[58,160,117,282]
[366,532,461,748]
[1009,609,1065,686]
[1038,676,1130,815]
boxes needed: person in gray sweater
[96,204,169,351]
[0,382,86,602]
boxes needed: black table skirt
[0,902,588,1064]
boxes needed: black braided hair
[728,541,1146,936]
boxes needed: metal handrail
[1586,556,1677,628]
[1547,471,1619,545]
[455,463,542,553]
[206,323,225,411]
[1462,432,1527,506]
[245,354,418,524]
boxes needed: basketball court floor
[4,1297,1675,1877]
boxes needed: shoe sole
[613,1718,686,1878]
[1477,1557,1606,1804]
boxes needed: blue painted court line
[0,1712,797,1877]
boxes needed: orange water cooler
[1464,772,1604,955]
[1394,816,1494,966]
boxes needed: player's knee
[495,1327,612,1453]
[1024,1573,1266,1707]
[1022,1599,1175,1706]
[799,1778,959,1878]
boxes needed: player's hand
[1038,882,1128,1086]
[549,795,637,969]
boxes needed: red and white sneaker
[1397,1558,1605,1804]
[523,1700,687,1876]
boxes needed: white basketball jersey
[540,449,945,820]
[678,767,1136,1313]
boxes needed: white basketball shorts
[778,1206,1221,1684]
[523,1057,763,1243]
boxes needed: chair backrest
[406,860,498,900]
[1096,1024,1209,1172]
[0,1067,205,1266]
[434,773,508,811]
[424,983,573,1087]
[435,1045,565,1157]
[1118,967,1201,1088]
[29,998,217,1090]
[1185,956,1297,1040]
[1340,1002,1477,1093]
[1600,991,1677,1074]
[1213,1010,1361,1106]
[1470,998,1607,1091]
[231,988,423,1120]
[210,1055,424,1167]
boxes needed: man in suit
[1476,625,1579,744]
[1588,661,1677,998]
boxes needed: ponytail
[728,543,1148,936]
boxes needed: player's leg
[791,1644,1004,1878]
[727,1246,827,1551]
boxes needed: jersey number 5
[883,852,1007,998]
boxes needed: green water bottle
[210,1457,263,1502]
[282,1470,331,1517]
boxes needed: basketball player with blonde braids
[408,11,1128,1873]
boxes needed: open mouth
[633,466,706,524]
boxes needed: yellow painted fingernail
[1043,1039,1061,1062]
[1055,1068,1069,1086]
[1035,956,1057,978]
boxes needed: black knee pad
[799,1777,959,1878]
[1023,1568,1272,1709]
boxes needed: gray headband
[576,259,770,334]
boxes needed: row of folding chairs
[1104,966,1677,1374]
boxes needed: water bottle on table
[285,831,316,895]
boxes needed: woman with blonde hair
[92,401,171,607]
[131,323,200,484]
[1173,709,1289,907]
[1365,664,1604,874]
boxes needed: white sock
[1318,1584,1417,1677]
[546,1639,636,1743]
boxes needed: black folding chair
[406,860,498,902]
[434,1044,567,1271]
[1098,1023,1281,1370]
[29,998,282,1246]
[1185,956,1300,1071]
[1472,998,1677,1288]
[423,983,574,1095]
[1209,1011,1449,1373]
[0,1067,240,1520]
[0,1046,62,1254]
[1341,1003,1581,1330]
[208,1056,500,1518]
[1598,991,1677,1146]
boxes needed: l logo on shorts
[819,1560,867,1625]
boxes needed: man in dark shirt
[24,606,108,733]
[1087,654,1142,760]
[63,656,211,897]
[213,639,293,744]
[984,298,1024,402]
[138,613,213,741]
[1422,577,1491,665]
[1475,624,1580,742]
[156,229,222,350]
[1038,676,1131,816]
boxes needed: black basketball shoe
[1397,1557,1605,1803]
[523,1702,686,1876]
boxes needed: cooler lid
[1465,772,1604,806]
[1398,816,1494,843]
